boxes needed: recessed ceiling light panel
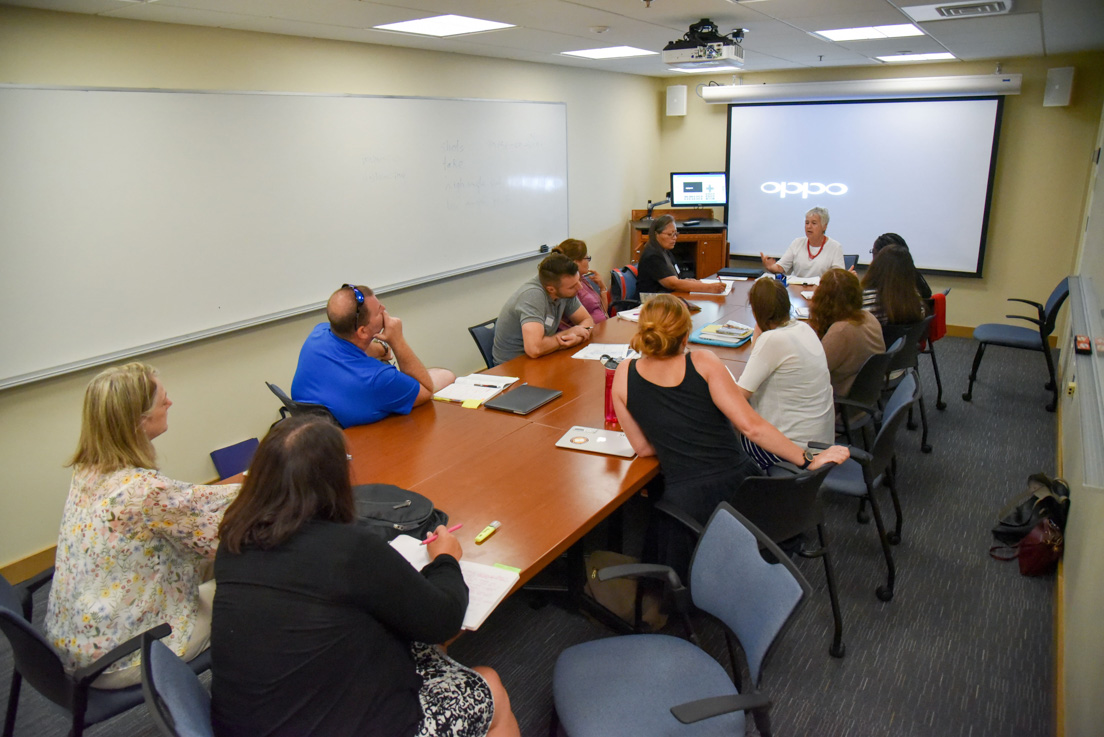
[373,14,514,38]
[562,46,657,60]
[877,52,956,62]
[813,24,924,42]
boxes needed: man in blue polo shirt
[291,284,455,427]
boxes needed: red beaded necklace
[806,236,827,261]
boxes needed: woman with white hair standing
[760,206,845,278]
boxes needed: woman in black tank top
[611,295,848,524]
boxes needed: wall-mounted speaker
[1043,67,1075,108]
[666,85,687,117]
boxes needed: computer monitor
[670,171,727,207]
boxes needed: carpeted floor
[1,336,1059,736]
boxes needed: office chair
[552,503,811,737]
[882,316,934,454]
[811,372,919,602]
[833,340,899,448]
[921,290,949,410]
[264,382,338,425]
[209,437,259,479]
[725,465,845,658]
[467,318,497,369]
[141,633,213,737]
[1,570,209,737]
[608,265,640,316]
[843,254,859,271]
[963,277,1069,412]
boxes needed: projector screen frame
[722,95,1005,279]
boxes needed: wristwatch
[798,448,815,469]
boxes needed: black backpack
[354,483,449,542]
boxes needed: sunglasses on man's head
[342,284,365,323]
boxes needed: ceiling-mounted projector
[663,18,745,71]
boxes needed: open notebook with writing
[389,534,519,631]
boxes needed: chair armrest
[1007,297,1043,315]
[17,566,55,620]
[22,567,55,594]
[1006,314,1043,327]
[809,441,871,464]
[670,692,772,724]
[595,562,681,587]
[834,396,880,414]
[72,622,171,687]
[653,499,705,538]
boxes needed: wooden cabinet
[629,208,728,279]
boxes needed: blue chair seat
[971,323,1044,350]
[554,634,744,737]
[819,460,885,499]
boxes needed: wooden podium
[629,208,729,278]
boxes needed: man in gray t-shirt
[492,253,596,365]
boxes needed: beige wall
[653,54,1104,329]
[0,7,658,566]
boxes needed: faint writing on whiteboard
[507,176,564,192]
[486,135,542,151]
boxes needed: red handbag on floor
[990,517,1064,576]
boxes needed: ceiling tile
[921,13,1044,59]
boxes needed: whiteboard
[0,86,568,388]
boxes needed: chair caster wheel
[887,531,901,545]
[907,421,918,431]
[830,643,846,658]
[921,443,932,454]
[936,401,947,411]
[1046,402,1057,413]
[876,586,894,602]
[961,393,971,402]
[856,511,870,524]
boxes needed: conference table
[340,278,814,594]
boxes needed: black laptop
[483,383,563,415]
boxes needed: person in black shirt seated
[610,295,848,571]
[210,415,519,737]
[871,232,932,300]
[636,215,726,295]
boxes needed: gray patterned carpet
[2,337,1058,736]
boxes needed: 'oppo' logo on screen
[760,182,848,199]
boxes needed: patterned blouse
[44,467,239,675]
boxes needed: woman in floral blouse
[45,362,239,688]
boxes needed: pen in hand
[421,523,463,545]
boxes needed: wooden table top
[333,278,812,588]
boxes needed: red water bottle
[602,355,619,425]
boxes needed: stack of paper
[616,306,644,323]
[434,374,518,405]
[389,535,520,631]
[572,344,639,361]
[701,320,754,345]
[693,279,734,296]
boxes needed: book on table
[389,534,520,631]
[434,374,518,404]
[701,320,754,344]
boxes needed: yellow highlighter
[474,520,501,545]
